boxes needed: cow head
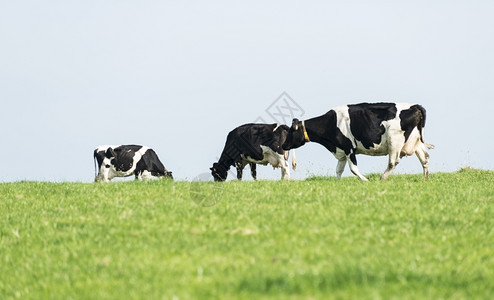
[282,118,307,150]
[94,147,117,182]
[164,171,173,179]
[210,162,228,182]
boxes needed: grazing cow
[210,123,297,181]
[94,145,173,182]
[282,103,434,181]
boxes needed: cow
[94,145,173,182]
[210,123,297,181]
[282,103,434,181]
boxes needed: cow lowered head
[210,162,228,182]
[282,118,310,151]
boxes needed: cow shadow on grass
[189,173,225,207]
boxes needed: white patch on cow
[138,170,155,181]
[333,105,353,145]
[96,163,111,182]
[395,102,413,112]
[354,139,390,156]
[333,148,347,160]
[273,123,282,132]
[240,145,290,180]
[401,127,421,156]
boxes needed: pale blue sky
[1,1,493,182]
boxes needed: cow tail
[417,105,435,150]
[291,149,297,170]
[93,151,98,180]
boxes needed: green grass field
[1,169,493,299]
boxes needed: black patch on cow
[110,145,141,172]
[94,150,106,167]
[347,103,397,149]
[302,110,354,155]
[135,148,168,177]
[105,148,115,159]
[399,104,426,143]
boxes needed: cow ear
[292,119,299,130]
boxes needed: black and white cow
[282,103,434,181]
[94,145,173,182]
[211,123,296,181]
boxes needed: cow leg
[95,175,108,183]
[235,161,247,181]
[381,157,399,180]
[335,157,347,180]
[249,163,257,180]
[278,154,290,180]
[381,135,405,180]
[96,166,111,182]
[347,154,369,181]
[140,170,155,181]
[280,162,290,180]
[381,149,402,180]
[415,146,430,179]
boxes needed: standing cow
[282,103,434,181]
[211,123,297,181]
[94,145,173,182]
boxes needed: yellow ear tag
[294,125,299,130]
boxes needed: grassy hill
[1,169,493,299]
